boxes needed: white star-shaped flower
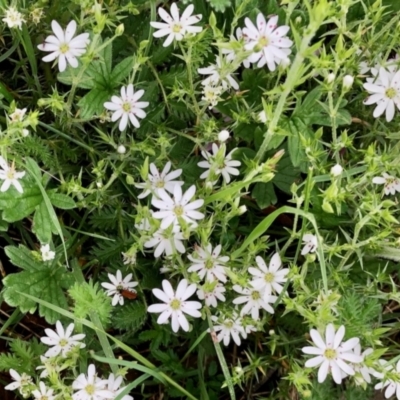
[9,107,27,122]
[249,253,288,296]
[0,156,25,193]
[40,244,55,261]
[198,55,239,91]
[101,270,139,306]
[2,6,25,30]
[150,3,202,47]
[243,14,292,70]
[363,67,400,122]
[4,369,32,391]
[198,143,241,184]
[40,321,86,357]
[144,225,186,257]
[104,84,149,131]
[211,313,247,346]
[301,233,318,255]
[134,161,183,199]
[374,360,400,399]
[302,324,362,384]
[201,85,223,109]
[221,27,251,68]
[232,285,277,320]
[373,172,400,195]
[105,373,133,400]
[197,282,226,307]
[347,344,375,385]
[152,184,204,229]
[37,20,90,72]
[188,244,229,282]
[32,381,56,400]
[148,279,202,332]
[72,364,112,400]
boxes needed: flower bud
[330,164,343,177]
[117,145,126,154]
[269,329,275,336]
[343,74,354,89]
[258,110,267,123]
[326,73,335,83]
[218,129,230,142]
[22,129,29,137]
[238,205,247,215]
[115,23,124,36]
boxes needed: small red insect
[120,289,138,300]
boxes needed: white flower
[221,28,251,68]
[374,360,400,399]
[249,253,289,296]
[152,184,204,229]
[218,130,230,142]
[243,14,292,71]
[363,67,400,122]
[104,84,149,131]
[198,143,241,184]
[105,373,133,400]
[101,270,139,306]
[197,282,226,307]
[148,279,202,332]
[135,217,151,231]
[144,225,186,257]
[2,6,25,29]
[4,369,32,391]
[188,244,229,282]
[349,344,375,384]
[233,285,277,320]
[331,164,343,177]
[198,56,239,91]
[9,107,27,122]
[201,85,223,109]
[122,250,137,265]
[40,321,86,357]
[343,75,354,89]
[36,356,61,378]
[40,244,55,261]
[373,173,400,195]
[72,364,112,400]
[150,3,202,47]
[32,381,56,400]
[134,161,183,199]
[37,20,90,72]
[117,145,126,154]
[302,324,362,384]
[211,313,246,346]
[0,157,25,193]
[258,110,267,123]
[326,73,335,83]
[301,233,318,255]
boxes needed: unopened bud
[330,164,343,177]
[22,129,29,137]
[343,74,354,89]
[218,130,230,142]
[269,329,275,335]
[117,145,126,154]
[258,110,267,123]
[326,73,335,83]
[96,181,102,188]
[238,205,247,215]
[115,23,124,36]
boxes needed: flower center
[170,298,181,310]
[59,338,69,348]
[59,43,69,54]
[6,169,15,180]
[251,290,261,300]
[21,374,32,385]
[386,87,397,99]
[172,23,183,33]
[155,179,165,188]
[224,321,233,328]
[324,348,337,360]
[205,259,214,270]
[174,205,184,217]
[264,272,275,283]
[122,102,132,112]
[85,384,95,395]
[40,396,48,400]
[257,36,270,49]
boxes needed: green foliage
[3,245,74,323]
[112,301,147,331]
[68,280,112,326]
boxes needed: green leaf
[113,301,147,331]
[33,201,56,243]
[3,245,73,323]
[47,191,76,210]
[252,182,277,209]
[1,187,42,222]
[110,56,134,85]
[78,88,111,119]
[273,151,301,193]
[57,62,96,89]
